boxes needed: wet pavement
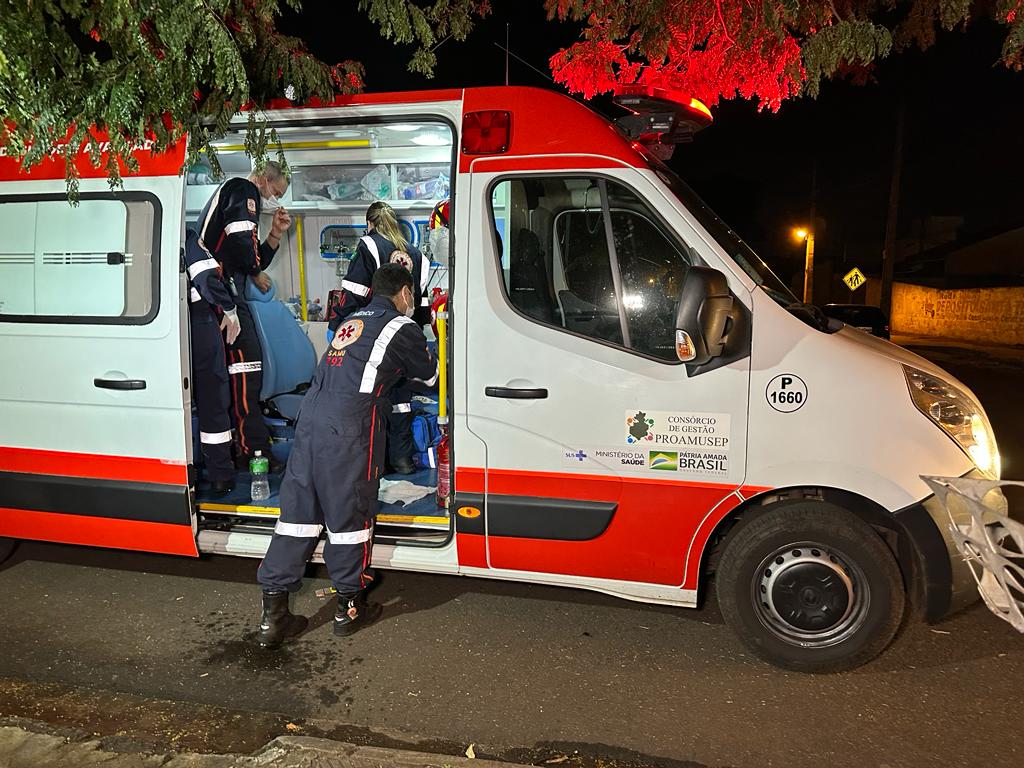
[0,338,1022,768]
[1,542,1022,768]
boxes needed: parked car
[823,304,891,339]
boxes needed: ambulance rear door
[0,141,196,556]
[461,156,751,597]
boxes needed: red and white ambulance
[0,86,997,671]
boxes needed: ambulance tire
[0,537,16,566]
[716,500,905,673]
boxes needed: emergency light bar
[612,85,712,160]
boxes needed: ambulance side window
[607,184,691,359]
[0,194,158,323]
[490,176,690,362]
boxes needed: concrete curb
[0,719,529,768]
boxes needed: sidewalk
[892,333,1024,369]
[893,332,1024,359]
[0,717,528,768]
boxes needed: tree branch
[713,0,736,48]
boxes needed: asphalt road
[0,340,1022,768]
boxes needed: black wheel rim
[751,542,870,649]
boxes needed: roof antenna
[505,23,509,86]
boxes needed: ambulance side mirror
[674,267,734,365]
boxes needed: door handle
[94,378,147,391]
[485,386,548,399]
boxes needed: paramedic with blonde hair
[327,201,432,474]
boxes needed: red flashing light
[462,110,511,155]
[613,84,713,125]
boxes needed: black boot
[209,478,235,497]
[257,590,308,649]
[333,592,383,637]
[390,456,415,475]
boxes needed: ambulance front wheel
[716,500,905,673]
[0,537,16,566]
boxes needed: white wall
[261,213,358,311]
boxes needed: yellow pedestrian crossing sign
[843,267,867,291]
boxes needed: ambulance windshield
[649,161,799,308]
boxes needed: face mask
[403,290,415,318]
[259,179,283,212]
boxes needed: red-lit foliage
[547,1,812,111]
[545,1,1024,110]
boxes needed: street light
[792,226,815,303]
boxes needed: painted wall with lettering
[891,282,1024,345]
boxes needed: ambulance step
[197,526,447,557]
[377,513,450,531]
[199,501,279,518]
[373,527,450,543]
[197,528,322,561]
[198,502,450,531]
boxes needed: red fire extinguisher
[435,426,450,508]
[430,288,447,338]
[433,291,450,509]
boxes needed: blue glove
[326,328,335,343]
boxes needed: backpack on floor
[411,406,442,469]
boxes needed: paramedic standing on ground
[256,264,439,648]
[184,229,240,495]
[196,161,292,469]
[327,202,432,474]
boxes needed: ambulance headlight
[904,366,1000,478]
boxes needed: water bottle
[250,451,270,502]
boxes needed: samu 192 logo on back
[331,319,364,350]
[390,251,414,273]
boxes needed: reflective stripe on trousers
[274,521,323,538]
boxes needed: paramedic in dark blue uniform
[184,229,239,495]
[326,201,432,475]
[255,264,438,648]
[196,161,292,469]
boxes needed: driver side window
[491,176,691,361]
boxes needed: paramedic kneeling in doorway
[327,201,432,475]
[255,264,439,648]
[197,160,292,471]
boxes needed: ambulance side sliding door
[0,172,196,557]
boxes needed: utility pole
[803,161,817,304]
[880,101,906,316]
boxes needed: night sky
[282,2,1024,291]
